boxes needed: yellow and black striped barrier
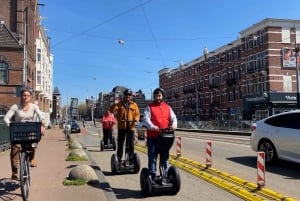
[135,144,296,201]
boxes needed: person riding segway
[140,87,181,196]
[100,108,116,151]
[109,89,141,174]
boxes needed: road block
[257,151,265,187]
[134,130,138,144]
[206,141,212,167]
[176,136,181,157]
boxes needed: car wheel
[258,140,278,163]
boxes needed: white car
[250,110,300,163]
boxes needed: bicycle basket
[10,122,42,143]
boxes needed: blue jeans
[147,137,169,178]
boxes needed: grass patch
[65,154,87,161]
[63,178,87,186]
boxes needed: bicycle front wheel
[20,151,30,201]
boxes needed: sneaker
[30,160,37,167]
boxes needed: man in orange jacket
[110,89,140,163]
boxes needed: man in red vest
[143,88,177,181]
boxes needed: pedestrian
[82,118,85,128]
[101,108,115,145]
[142,87,177,181]
[110,89,140,164]
[4,88,45,180]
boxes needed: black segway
[111,120,140,174]
[140,129,181,196]
[100,121,116,151]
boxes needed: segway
[100,121,116,151]
[100,136,116,151]
[111,120,140,174]
[140,129,181,196]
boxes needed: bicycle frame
[19,143,36,201]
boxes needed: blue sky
[40,0,300,105]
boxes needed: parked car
[136,122,147,139]
[250,110,300,163]
[70,121,81,133]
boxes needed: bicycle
[9,122,42,201]
[64,124,71,140]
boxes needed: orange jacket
[110,101,140,130]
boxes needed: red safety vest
[147,101,170,138]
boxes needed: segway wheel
[140,168,152,197]
[167,166,181,194]
[111,154,119,174]
[133,153,140,173]
[100,140,104,151]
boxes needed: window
[37,48,41,62]
[37,70,41,84]
[0,61,8,84]
[265,112,300,129]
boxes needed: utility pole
[195,67,199,122]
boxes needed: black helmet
[153,88,165,98]
[124,89,133,96]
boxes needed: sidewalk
[0,126,109,201]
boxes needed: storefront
[243,92,298,120]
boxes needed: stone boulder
[68,164,98,183]
[69,140,83,149]
[68,149,88,160]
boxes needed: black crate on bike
[10,122,42,143]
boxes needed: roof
[53,86,61,95]
[0,23,22,48]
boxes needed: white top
[4,103,44,126]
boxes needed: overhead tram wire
[52,0,154,48]
[139,0,166,67]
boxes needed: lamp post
[195,67,199,122]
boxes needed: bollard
[257,151,265,187]
[176,136,181,157]
[144,132,147,147]
[134,130,138,144]
[206,141,212,167]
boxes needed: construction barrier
[176,136,181,157]
[257,151,265,187]
[134,130,138,144]
[206,141,212,167]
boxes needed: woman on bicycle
[142,88,177,181]
[4,88,45,180]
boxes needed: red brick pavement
[0,126,108,201]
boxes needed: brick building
[159,18,300,121]
[0,0,53,125]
